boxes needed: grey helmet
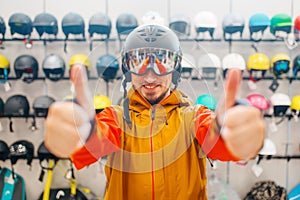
[33,12,58,38]
[42,53,65,81]
[32,95,55,117]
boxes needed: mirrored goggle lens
[125,49,180,75]
[274,60,289,72]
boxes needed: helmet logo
[138,25,165,42]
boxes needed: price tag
[4,82,11,92]
[251,163,263,177]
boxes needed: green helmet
[270,13,292,36]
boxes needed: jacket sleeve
[70,107,122,169]
[194,106,240,162]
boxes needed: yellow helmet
[291,95,300,111]
[69,54,91,71]
[0,54,10,69]
[94,95,112,113]
[247,53,270,70]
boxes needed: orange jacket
[71,89,239,200]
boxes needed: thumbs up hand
[216,69,265,160]
[45,64,95,158]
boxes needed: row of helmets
[1,11,300,43]
[0,53,120,83]
[0,139,60,169]
[0,94,112,119]
[182,52,300,80]
[195,92,300,122]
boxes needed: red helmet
[294,15,300,31]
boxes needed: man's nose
[143,68,157,82]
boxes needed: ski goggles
[273,60,290,74]
[123,48,181,76]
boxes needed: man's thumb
[70,64,95,119]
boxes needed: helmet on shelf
[94,95,112,114]
[96,54,119,82]
[194,11,218,39]
[0,140,9,161]
[14,54,39,83]
[4,94,30,117]
[197,53,222,80]
[62,12,85,39]
[290,95,300,117]
[32,95,55,117]
[292,55,300,79]
[42,53,66,81]
[9,140,34,167]
[141,11,164,25]
[8,12,33,38]
[169,13,191,38]
[270,13,292,37]
[37,141,60,164]
[248,13,270,41]
[0,54,10,83]
[180,53,196,79]
[33,12,58,38]
[247,53,270,83]
[0,16,6,40]
[246,93,271,112]
[68,54,91,78]
[222,53,246,77]
[270,53,290,78]
[88,12,111,39]
[0,97,4,115]
[270,93,291,117]
[222,13,245,40]
[196,93,217,111]
[116,13,138,40]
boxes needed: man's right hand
[44,64,95,158]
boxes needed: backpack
[0,167,26,200]
[38,188,88,200]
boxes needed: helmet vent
[137,25,166,42]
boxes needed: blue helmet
[116,13,138,40]
[33,12,58,38]
[196,94,218,111]
[88,12,111,38]
[96,54,120,82]
[0,16,6,40]
[8,13,33,37]
[249,13,270,41]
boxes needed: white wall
[0,0,300,199]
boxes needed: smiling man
[44,24,265,200]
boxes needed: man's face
[131,69,172,105]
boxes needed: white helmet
[141,11,164,25]
[194,11,218,28]
[181,53,196,79]
[222,53,246,77]
[270,92,291,117]
[259,138,277,155]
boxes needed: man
[45,24,265,200]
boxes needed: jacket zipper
[150,106,156,200]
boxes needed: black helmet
[42,53,65,81]
[8,13,33,37]
[0,16,6,40]
[33,95,55,117]
[4,94,30,117]
[96,54,119,82]
[88,12,111,38]
[9,140,34,166]
[121,24,182,86]
[33,12,58,38]
[116,13,138,40]
[14,54,39,83]
[0,97,4,115]
[37,141,59,164]
[0,140,9,161]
